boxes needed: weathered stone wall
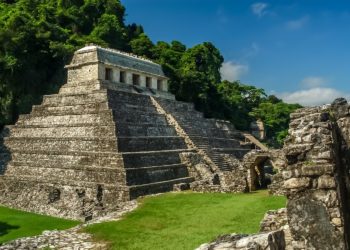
[196,98,350,249]
[280,100,350,249]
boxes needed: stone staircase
[106,90,193,199]
[155,98,254,171]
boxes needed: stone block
[317,175,336,189]
[300,164,334,176]
[196,230,285,250]
[283,177,310,189]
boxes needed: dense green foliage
[0,0,131,128]
[87,191,286,250]
[250,96,302,146]
[0,0,301,146]
[0,206,78,244]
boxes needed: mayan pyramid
[0,46,253,220]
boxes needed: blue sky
[122,0,350,106]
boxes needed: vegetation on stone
[86,191,286,250]
[0,206,79,244]
[0,0,300,146]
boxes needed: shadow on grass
[0,222,19,237]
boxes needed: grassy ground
[0,206,79,244]
[86,190,286,250]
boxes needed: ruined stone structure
[0,45,258,220]
[281,99,350,249]
[250,119,265,140]
[198,98,350,249]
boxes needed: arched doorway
[244,151,276,191]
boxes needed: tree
[129,33,154,58]
[0,0,129,127]
[177,42,223,106]
[249,97,302,146]
[217,80,266,130]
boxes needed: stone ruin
[1,45,348,249]
[0,45,263,221]
[198,98,350,249]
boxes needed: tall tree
[129,33,154,58]
[177,42,223,106]
[249,96,302,146]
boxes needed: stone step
[31,102,109,116]
[42,90,108,106]
[10,150,123,168]
[117,136,187,152]
[122,149,193,168]
[59,81,102,94]
[113,111,167,125]
[155,98,195,111]
[110,102,158,114]
[11,160,122,170]
[126,164,189,185]
[190,137,241,148]
[211,148,251,159]
[63,80,102,87]
[170,112,204,120]
[4,137,117,152]
[184,126,242,138]
[5,164,122,184]
[129,177,194,199]
[0,174,123,190]
[8,124,116,138]
[17,111,114,126]
[116,123,177,137]
[107,90,153,106]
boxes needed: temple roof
[70,45,166,77]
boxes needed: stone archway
[243,151,276,192]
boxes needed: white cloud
[251,2,268,17]
[301,76,327,88]
[286,16,309,30]
[220,61,248,81]
[278,87,350,106]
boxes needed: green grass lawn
[0,206,79,244]
[86,190,286,250]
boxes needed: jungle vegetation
[0,0,301,146]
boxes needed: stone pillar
[113,68,120,82]
[282,105,347,249]
[163,79,169,92]
[140,75,146,88]
[98,63,104,80]
[126,72,132,85]
[151,78,158,90]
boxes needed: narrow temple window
[105,68,112,81]
[120,71,126,83]
[146,77,152,88]
[133,74,140,86]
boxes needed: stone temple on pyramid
[0,45,262,220]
